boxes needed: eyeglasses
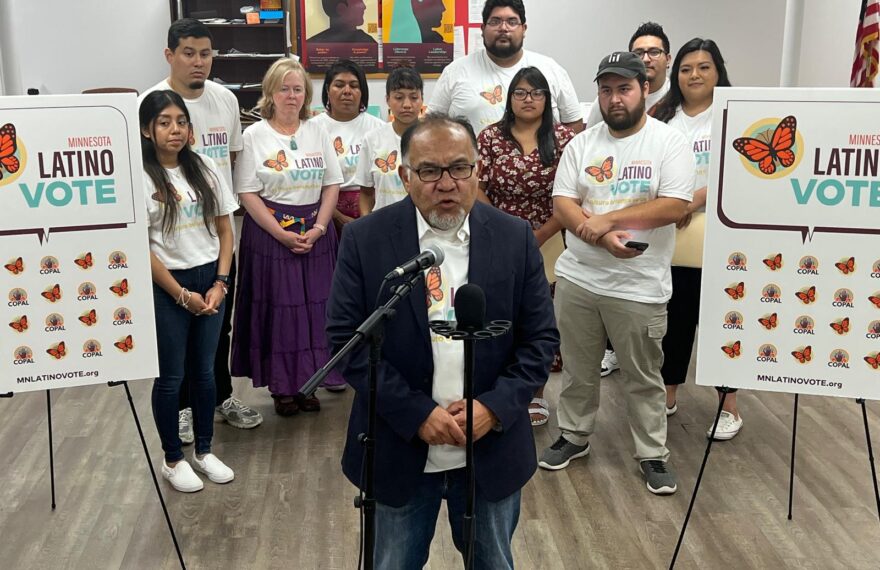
[512,88,547,101]
[485,17,522,28]
[407,163,476,182]
[632,48,666,59]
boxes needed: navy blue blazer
[326,197,559,508]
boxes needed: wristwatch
[215,274,230,285]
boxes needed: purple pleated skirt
[231,198,344,395]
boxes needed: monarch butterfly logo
[835,256,856,275]
[480,85,503,105]
[865,352,880,370]
[758,344,778,361]
[585,156,614,183]
[263,150,289,171]
[375,151,398,173]
[727,252,747,270]
[795,285,816,305]
[757,313,778,330]
[724,282,745,300]
[0,122,24,187]
[46,341,67,360]
[74,252,94,270]
[333,136,345,156]
[41,284,62,303]
[82,339,102,356]
[733,115,799,177]
[4,256,24,275]
[791,345,812,364]
[114,334,134,353]
[830,317,850,335]
[425,266,443,308]
[78,309,97,327]
[869,292,880,309]
[763,253,783,271]
[829,349,849,367]
[8,315,27,333]
[109,279,129,297]
[152,183,182,203]
[721,341,741,359]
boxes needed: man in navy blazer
[326,113,558,569]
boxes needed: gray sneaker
[538,436,590,470]
[640,460,677,495]
[178,408,194,445]
[214,397,263,429]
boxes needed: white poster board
[0,94,158,393]
[697,87,880,400]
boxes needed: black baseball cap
[594,51,646,81]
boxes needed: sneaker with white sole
[538,436,590,470]
[178,408,194,445]
[640,460,677,495]
[666,402,678,416]
[600,350,619,377]
[706,410,743,440]
[162,459,203,493]
[192,453,234,484]
[215,397,263,429]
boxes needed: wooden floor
[1,366,880,569]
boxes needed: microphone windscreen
[454,283,485,331]
[426,244,445,267]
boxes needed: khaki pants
[554,277,670,461]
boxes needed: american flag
[851,0,880,87]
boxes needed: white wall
[798,0,862,87]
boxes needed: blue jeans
[151,261,225,462]
[375,469,521,569]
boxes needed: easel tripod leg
[46,390,56,510]
[788,394,799,520]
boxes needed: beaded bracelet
[213,280,229,295]
[176,287,193,307]
[313,223,327,235]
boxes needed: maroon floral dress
[477,123,575,229]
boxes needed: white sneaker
[161,459,203,493]
[706,410,743,440]
[192,453,235,484]
[600,350,619,377]
[178,408,194,445]
[666,402,678,416]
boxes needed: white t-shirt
[585,77,670,128]
[310,112,385,191]
[428,49,582,134]
[144,155,239,270]
[552,117,695,303]
[667,104,712,196]
[418,210,470,473]
[234,119,344,205]
[353,122,408,210]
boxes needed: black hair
[498,67,558,167]
[167,18,213,51]
[386,65,424,95]
[322,59,369,113]
[139,90,219,238]
[481,0,526,25]
[628,21,669,54]
[401,113,477,163]
[652,38,732,124]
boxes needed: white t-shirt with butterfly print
[234,119,344,206]
[428,49,582,134]
[143,154,239,271]
[310,111,385,191]
[353,122,408,211]
[552,117,695,304]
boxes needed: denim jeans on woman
[152,261,225,462]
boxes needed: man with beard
[428,0,582,135]
[538,52,694,496]
[327,113,558,567]
[141,19,263,440]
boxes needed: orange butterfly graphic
[835,256,855,275]
[830,317,850,335]
[795,286,816,304]
[334,136,345,156]
[869,295,880,308]
[152,183,183,203]
[41,284,62,302]
[480,85,503,105]
[8,315,27,332]
[0,123,21,180]
[114,335,134,353]
[46,342,66,360]
[74,252,93,269]
[263,150,289,171]
[4,256,24,275]
[375,150,398,173]
[585,156,614,183]
[425,266,444,307]
[865,355,880,369]
[763,253,783,271]
[79,309,97,326]
[110,279,129,297]
[732,115,797,175]
[791,346,812,363]
[721,341,741,358]
[758,313,778,330]
[724,282,745,300]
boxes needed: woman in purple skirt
[231,58,345,416]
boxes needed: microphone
[384,244,444,280]
[454,283,485,332]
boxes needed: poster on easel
[696,87,880,401]
[0,94,159,394]
[299,0,381,73]
[382,0,455,72]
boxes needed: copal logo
[793,315,815,335]
[732,115,803,179]
[77,282,98,301]
[13,345,34,365]
[797,256,819,275]
[723,311,744,330]
[757,344,778,363]
[39,256,60,274]
[113,307,133,325]
[82,339,103,358]
[107,250,128,269]
[8,288,29,307]
[866,320,880,339]
[833,288,854,308]
[828,349,850,369]
[0,122,26,188]
[761,283,782,304]
[44,313,65,332]
[872,259,880,279]
[727,252,747,271]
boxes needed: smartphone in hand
[624,241,649,252]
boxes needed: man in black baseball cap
[593,52,649,134]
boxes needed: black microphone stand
[299,270,423,570]
[428,319,511,569]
